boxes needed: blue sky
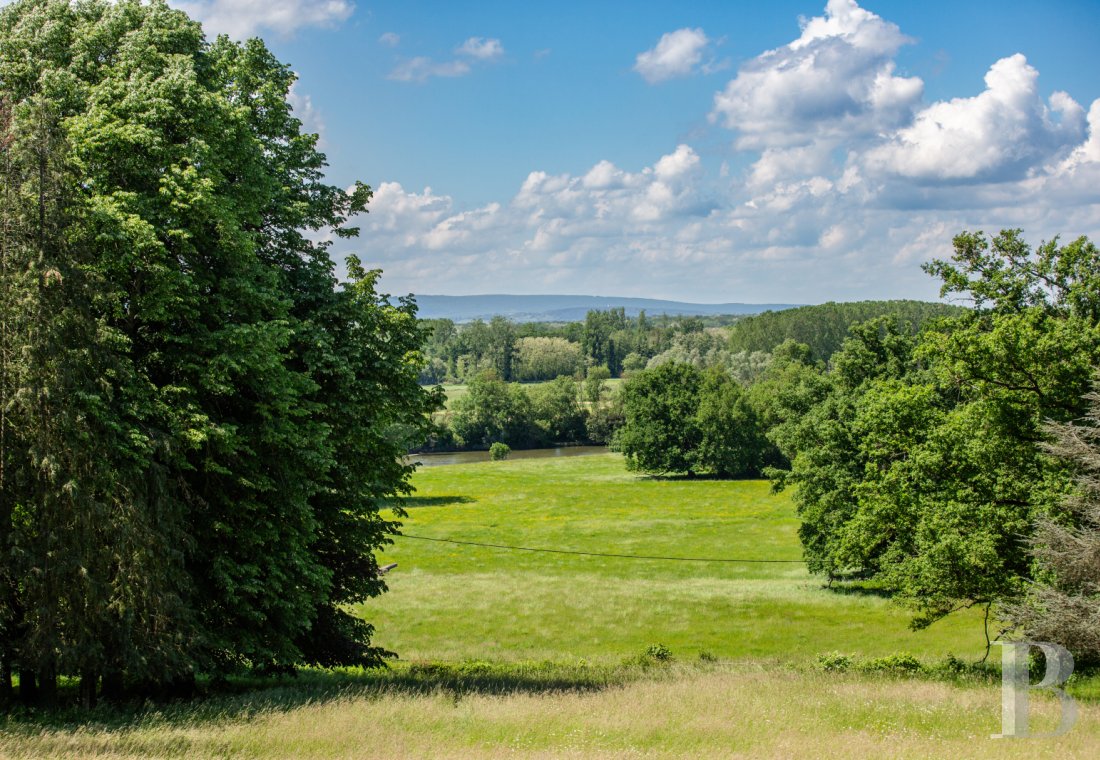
[180,1,1100,303]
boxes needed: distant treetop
[726,300,966,362]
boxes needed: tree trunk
[101,669,124,703]
[0,659,12,706]
[19,668,37,706]
[38,662,57,709]
[79,669,97,709]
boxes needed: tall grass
[3,662,1095,759]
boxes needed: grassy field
[4,663,1097,758]
[362,453,985,663]
[6,452,1098,758]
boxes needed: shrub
[861,652,924,674]
[815,652,852,672]
[489,442,511,461]
[644,643,673,662]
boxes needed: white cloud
[379,32,400,47]
[1058,98,1100,172]
[457,37,504,61]
[361,146,709,262]
[634,28,712,84]
[287,81,324,142]
[711,0,921,149]
[865,54,1086,181]
[653,144,701,180]
[746,145,834,190]
[387,57,471,83]
[351,1,1100,302]
[173,0,353,39]
[389,35,505,83]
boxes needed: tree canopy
[771,231,1100,636]
[727,300,964,362]
[0,0,437,706]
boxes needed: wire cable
[397,532,805,563]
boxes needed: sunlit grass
[5,453,1098,758]
[4,663,1096,759]
[362,453,986,663]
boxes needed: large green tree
[772,231,1100,637]
[615,362,703,474]
[0,0,436,704]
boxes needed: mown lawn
[360,453,986,663]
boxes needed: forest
[418,299,964,454]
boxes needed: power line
[396,533,805,564]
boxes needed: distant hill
[413,294,800,323]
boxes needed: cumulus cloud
[1059,99,1100,171]
[387,57,471,83]
[634,28,712,83]
[363,146,710,260]
[388,35,505,83]
[865,54,1086,181]
[711,0,921,149]
[457,37,504,61]
[352,1,1100,302]
[287,81,324,142]
[353,141,1100,301]
[173,0,353,38]
[379,31,400,47]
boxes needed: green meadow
[7,452,1100,759]
[362,452,985,663]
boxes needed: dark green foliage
[694,369,769,477]
[0,0,437,704]
[450,371,538,448]
[583,308,629,375]
[449,373,589,449]
[616,363,771,477]
[486,316,517,380]
[585,392,625,445]
[529,376,586,443]
[489,442,511,461]
[727,300,964,362]
[615,363,704,474]
[771,230,1100,632]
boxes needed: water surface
[411,445,608,468]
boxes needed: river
[410,445,609,467]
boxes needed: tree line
[0,0,436,708]
[420,300,961,387]
[727,299,965,361]
[421,298,968,458]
